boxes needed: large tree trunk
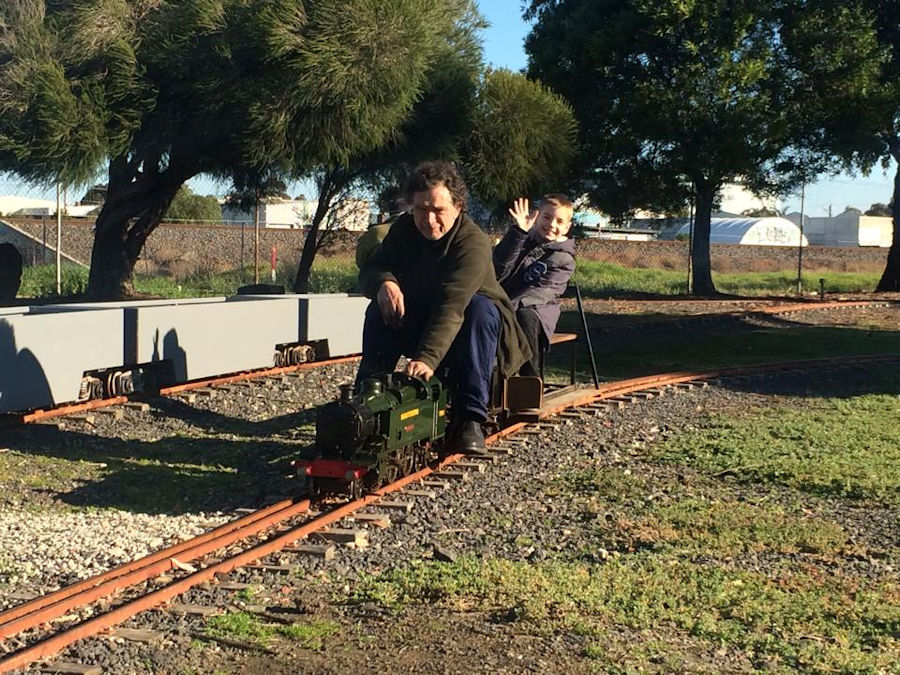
[690,180,717,296]
[292,171,342,293]
[875,145,900,291]
[86,156,190,300]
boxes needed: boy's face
[533,204,572,242]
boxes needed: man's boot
[458,420,485,454]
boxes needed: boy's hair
[542,193,574,223]
[401,160,469,211]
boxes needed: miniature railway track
[4,298,891,426]
[9,355,362,425]
[2,351,898,673]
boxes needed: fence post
[796,184,805,294]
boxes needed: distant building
[661,217,808,247]
[784,209,891,247]
[0,195,98,218]
[583,227,657,241]
[221,198,317,228]
[220,196,371,231]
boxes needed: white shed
[675,217,808,247]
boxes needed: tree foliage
[866,202,893,216]
[289,3,578,292]
[164,186,222,223]
[812,1,900,289]
[525,0,885,294]
[0,0,457,298]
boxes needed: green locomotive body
[298,372,448,493]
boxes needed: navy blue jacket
[493,227,576,342]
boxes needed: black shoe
[457,420,485,454]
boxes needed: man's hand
[509,197,538,233]
[405,360,434,380]
[376,280,405,329]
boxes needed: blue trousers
[357,294,500,420]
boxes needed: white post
[55,182,62,295]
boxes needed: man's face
[533,204,572,242]
[412,184,461,241]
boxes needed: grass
[552,307,900,381]
[571,260,881,297]
[205,611,339,651]
[19,256,882,300]
[349,370,900,672]
[654,394,900,505]
[18,257,358,299]
[354,555,898,672]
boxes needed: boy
[493,194,576,376]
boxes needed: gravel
[0,302,896,673]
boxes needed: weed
[277,618,340,650]
[205,611,274,647]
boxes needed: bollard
[819,278,825,300]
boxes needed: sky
[1,0,895,215]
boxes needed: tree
[0,0,456,299]
[820,2,900,290]
[164,186,222,223]
[741,208,780,218]
[866,202,893,216]
[525,0,885,294]
[289,3,577,292]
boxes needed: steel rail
[2,352,898,671]
[0,500,309,639]
[12,355,361,424]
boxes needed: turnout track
[2,353,898,673]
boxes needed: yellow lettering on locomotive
[399,408,419,421]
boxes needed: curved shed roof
[676,217,808,246]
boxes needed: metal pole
[796,184,805,294]
[687,182,695,294]
[55,183,62,295]
[575,283,600,389]
[254,196,260,284]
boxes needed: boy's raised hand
[509,197,538,233]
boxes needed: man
[493,194,576,376]
[357,161,530,452]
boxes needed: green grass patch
[571,260,880,297]
[615,498,849,556]
[655,394,900,504]
[552,312,900,380]
[19,264,89,297]
[205,612,339,651]
[277,618,340,650]
[355,556,899,672]
[554,467,850,556]
[205,611,274,647]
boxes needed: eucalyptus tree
[0,0,455,299]
[525,0,885,294]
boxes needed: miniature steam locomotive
[294,372,449,496]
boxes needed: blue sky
[1,0,895,215]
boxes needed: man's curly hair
[401,160,469,211]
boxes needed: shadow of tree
[0,420,312,515]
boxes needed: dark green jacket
[358,212,531,375]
